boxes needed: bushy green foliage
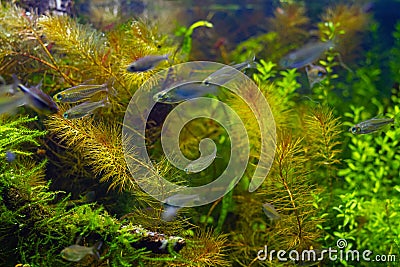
[0,2,229,266]
[229,2,399,267]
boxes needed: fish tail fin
[245,53,257,69]
[246,53,256,62]
[33,79,43,91]
[91,241,103,260]
[106,78,118,96]
[103,96,109,104]
[247,61,258,69]
[166,53,175,65]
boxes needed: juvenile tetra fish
[202,58,257,85]
[262,202,281,222]
[306,64,327,87]
[63,97,108,119]
[53,82,109,103]
[280,40,334,69]
[127,54,169,72]
[184,145,218,174]
[153,82,219,104]
[61,241,102,262]
[349,116,394,134]
[12,74,59,114]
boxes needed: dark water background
[72,0,400,45]
[15,0,400,60]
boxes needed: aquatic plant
[302,105,342,202]
[0,116,46,160]
[0,2,233,266]
[390,21,400,83]
[230,31,281,63]
[267,3,310,48]
[174,20,214,61]
[319,3,371,61]
[251,59,301,129]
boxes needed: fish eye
[56,94,63,100]
[127,65,136,72]
[350,127,360,134]
[63,113,69,119]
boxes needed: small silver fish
[53,82,109,103]
[127,54,169,72]
[262,202,281,222]
[349,117,394,134]
[63,97,108,119]
[184,145,218,174]
[306,64,327,87]
[61,241,102,262]
[153,82,219,104]
[12,74,59,114]
[280,40,334,69]
[202,58,257,85]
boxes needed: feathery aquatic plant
[302,106,342,191]
[320,3,371,61]
[267,3,310,48]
